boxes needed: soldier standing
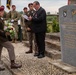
[1,5,12,41]
[25,3,38,55]
[21,7,28,40]
[7,5,20,42]
[1,5,7,20]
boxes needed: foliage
[52,18,60,32]
[46,15,59,33]
[47,12,51,15]
[47,15,57,23]
[47,23,52,33]
[19,11,23,14]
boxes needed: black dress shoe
[25,50,32,54]
[34,53,39,57]
[37,54,45,58]
[0,67,5,71]
[11,63,22,69]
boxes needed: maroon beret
[12,5,16,7]
[1,5,4,8]
[0,7,4,11]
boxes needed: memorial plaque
[59,5,76,66]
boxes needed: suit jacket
[31,7,47,33]
[0,18,8,43]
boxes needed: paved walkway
[0,42,52,75]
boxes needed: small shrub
[47,23,52,33]
[52,18,60,32]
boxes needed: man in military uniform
[21,7,28,40]
[1,5,7,20]
[7,5,20,42]
[0,6,22,71]
[1,5,12,41]
[25,3,38,55]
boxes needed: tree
[47,12,51,15]
[19,11,23,14]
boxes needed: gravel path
[1,42,52,75]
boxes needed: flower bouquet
[4,21,16,40]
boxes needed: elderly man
[0,6,22,71]
[29,1,47,58]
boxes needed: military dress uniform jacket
[0,18,8,43]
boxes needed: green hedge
[46,17,60,33]
[52,18,60,32]
[47,23,52,33]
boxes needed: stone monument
[59,5,76,66]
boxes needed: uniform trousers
[28,32,38,53]
[0,41,15,61]
[13,22,18,39]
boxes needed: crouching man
[0,6,22,71]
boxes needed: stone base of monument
[45,33,61,59]
[46,33,60,41]
[45,39,60,51]
[49,60,76,75]
[45,48,61,59]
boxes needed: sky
[1,0,68,14]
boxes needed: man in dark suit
[29,1,47,58]
[0,7,22,71]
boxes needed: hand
[28,16,32,21]
[21,27,23,29]
[5,32,10,36]
[0,30,3,32]
[27,27,31,31]
[11,19,14,23]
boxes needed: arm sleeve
[7,11,11,18]
[14,12,20,21]
[0,30,6,37]
[0,22,6,37]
